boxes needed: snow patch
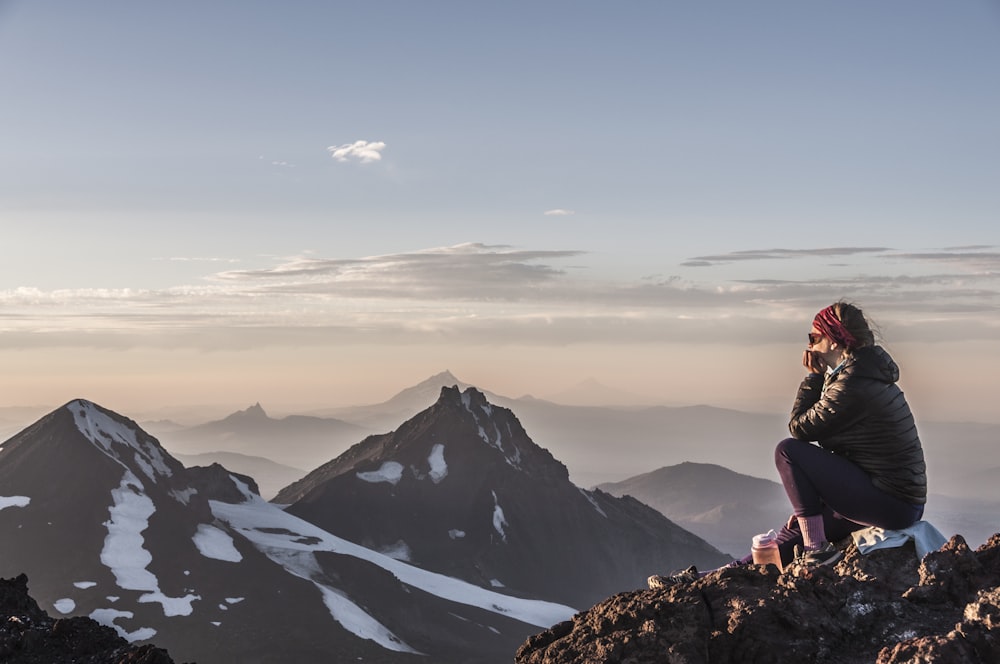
[490,579,505,588]
[314,583,423,654]
[356,461,404,485]
[193,524,243,562]
[380,540,413,562]
[226,597,245,604]
[579,489,608,518]
[428,444,448,483]
[491,491,508,543]
[74,581,97,589]
[459,389,522,469]
[89,607,157,642]
[101,473,158,592]
[138,592,199,617]
[171,488,198,505]
[0,496,30,511]
[210,494,577,632]
[70,400,173,482]
[101,470,201,616]
[448,529,466,540]
[243,537,418,654]
[54,598,76,614]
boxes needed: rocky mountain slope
[1,574,179,664]
[0,399,577,663]
[516,533,1000,663]
[275,386,732,608]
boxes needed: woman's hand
[802,349,828,374]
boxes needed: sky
[1,1,999,423]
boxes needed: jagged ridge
[277,386,732,608]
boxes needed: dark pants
[764,437,924,566]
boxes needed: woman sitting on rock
[651,300,928,585]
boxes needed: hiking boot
[794,542,842,567]
[647,565,699,589]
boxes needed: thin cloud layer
[682,247,891,267]
[2,244,998,350]
[213,243,585,301]
[327,140,387,163]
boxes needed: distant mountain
[310,370,478,432]
[0,399,580,663]
[157,402,371,471]
[598,462,1000,555]
[597,462,791,557]
[275,386,732,608]
[173,451,307,501]
[490,398,789,488]
[301,371,789,486]
[290,372,1000,500]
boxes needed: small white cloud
[327,140,387,164]
[544,209,575,217]
[259,155,295,168]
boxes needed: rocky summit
[516,533,1000,664]
[1,574,178,664]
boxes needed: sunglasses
[808,333,824,346]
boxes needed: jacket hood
[845,345,899,384]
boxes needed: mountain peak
[244,402,267,417]
[222,402,269,422]
[64,399,180,484]
[430,369,459,383]
[434,385,533,471]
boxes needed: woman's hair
[831,300,876,348]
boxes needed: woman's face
[808,326,843,366]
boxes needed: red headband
[813,306,858,349]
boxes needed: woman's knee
[774,437,799,467]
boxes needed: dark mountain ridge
[276,386,732,608]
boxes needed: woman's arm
[789,374,867,445]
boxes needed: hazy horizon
[3,3,998,425]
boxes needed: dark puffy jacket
[789,345,927,505]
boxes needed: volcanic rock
[515,533,1000,664]
[1,574,178,664]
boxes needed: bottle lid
[752,529,778,547]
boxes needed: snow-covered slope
[0,399,575,663]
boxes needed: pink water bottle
[751,529,783,571]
